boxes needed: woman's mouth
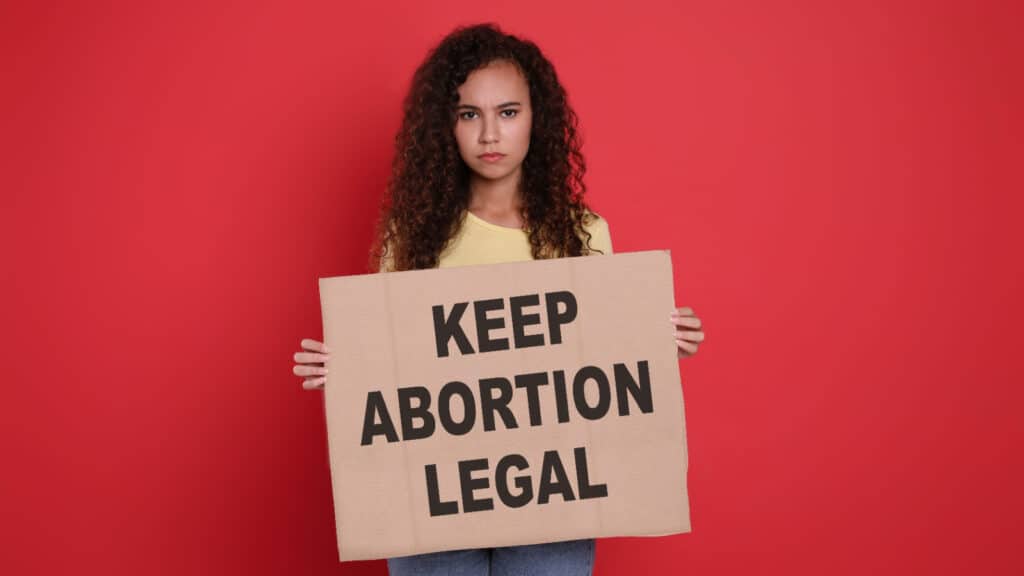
[478,153,505,162]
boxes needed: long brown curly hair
[370,23,602,272]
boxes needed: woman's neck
[468,167,524,214]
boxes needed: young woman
[292,23,705,576]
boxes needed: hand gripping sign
[318,250,690,561]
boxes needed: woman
[292,22,705,576]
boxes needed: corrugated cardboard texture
[319,250,689,561]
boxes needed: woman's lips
[479,153,505,162]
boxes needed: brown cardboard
[318,250,690,561]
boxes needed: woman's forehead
[458,60,530,105]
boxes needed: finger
[294,351,330,364]
[302,376,326,390]
[671,316,702,329]
[676,338,698,355]
[675,330,705,343]
[671,307,694,317]
[293,364,328,377]
[301,339,331,353]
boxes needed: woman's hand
[671,306,704,358]
[293,338,330,390]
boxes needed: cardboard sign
[318,250,690,561]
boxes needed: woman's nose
[479,115,499,143]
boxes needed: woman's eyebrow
[456,101,522,110]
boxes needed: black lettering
[573,366,611,420]
[438,381,476,435]
[537,450,576,504]
[614,361,653,416]
[495,454,533,508]
[574,447,609,499]
[544,291,578,345]
[475,298,509,353]
[459,458,494,513]
[552,370,570,423]
[480,377,518,431]
[425,464,458,516]
[509,294,545,348]
[433,302,474,357]
[360,391,399,446]
[398,386,435,441]
[514,372,548,426]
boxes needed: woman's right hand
[293,338,330,390]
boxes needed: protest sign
[318,250,690,561]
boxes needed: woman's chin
[471,164,519,182]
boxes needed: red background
[2,0,1022,574]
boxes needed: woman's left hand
[671,306,704,358]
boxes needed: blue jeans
[386,538,595,576]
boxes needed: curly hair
[369,22,601,272]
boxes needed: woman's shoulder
[581,209,613,254]
[583,209,609,230]
[583,209,612,237]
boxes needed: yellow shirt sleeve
[585,212,614,255]
[379,247,394,273]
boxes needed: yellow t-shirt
[382,210,613,271]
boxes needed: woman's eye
[459,109,517,120]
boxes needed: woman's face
[453,59,533,184]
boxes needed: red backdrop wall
[2,0,1021,574]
